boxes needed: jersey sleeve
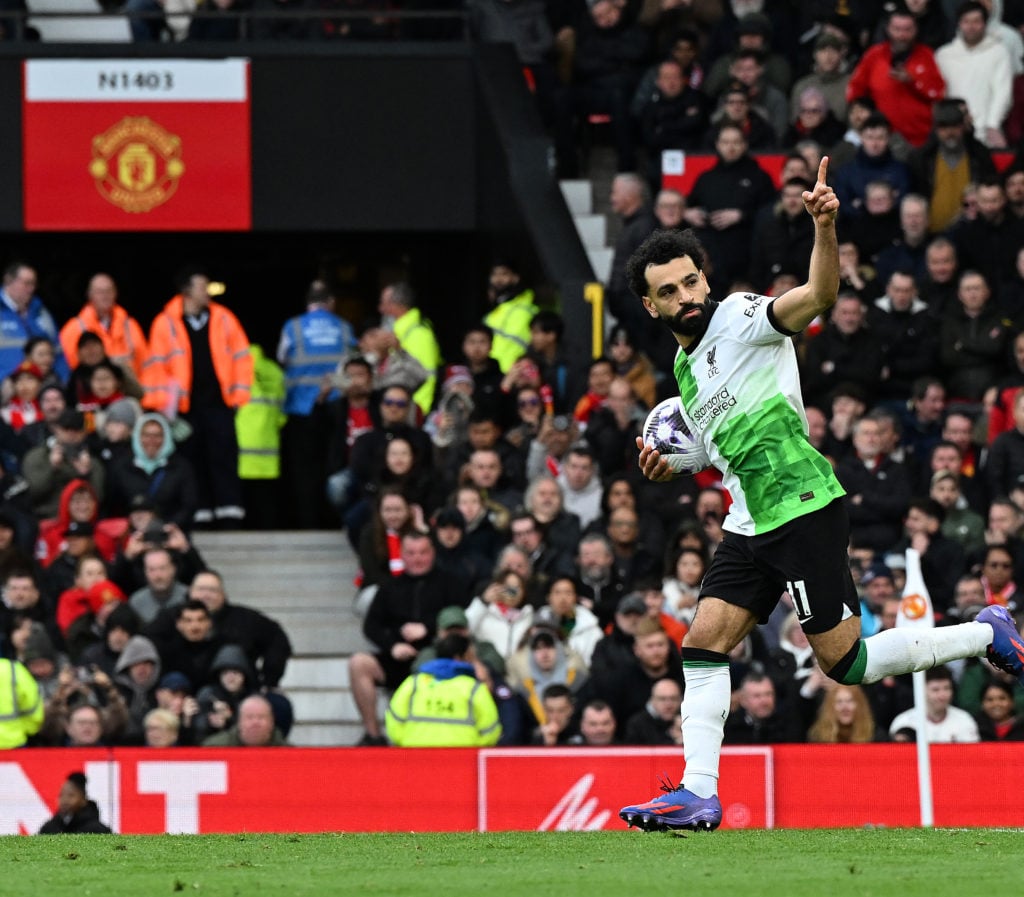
[722,292,790,347]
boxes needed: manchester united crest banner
[23,59,251,231]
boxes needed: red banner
[5,744,1022,835]
[22,60,251,231]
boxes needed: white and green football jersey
[673,293,845,536]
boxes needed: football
[642,397,711,475]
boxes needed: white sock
[861,622,992,684]
[681,662,730,799]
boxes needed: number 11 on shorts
[787,579,812,621]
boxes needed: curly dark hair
[625,229,706,301]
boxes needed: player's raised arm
[770,156,841,334]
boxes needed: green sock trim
[682,661,730,669]
[839,641,868,685]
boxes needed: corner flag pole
[898,548,935,827]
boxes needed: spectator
[348,531,468,745]
[582,618,682,734]
[790,31,851,122]
[523,475,581,557]
[0,262,68,384]
[530,682,578,746]
[802,294,886,408]
[36,478,122,570]
[147,600,223,696]
[41,667,128,747]
[177,570,292,690]
[0,653,43,748]
[541,576,602,666]
[636,58,709,193]
[78,602,140,679]
[605,329,656,411]
[572,357,614,430]
[987,389,1024,499]
[59,273,149,380]
[951,179,1024,293]
[142,708,182,747]
[749,177,815,295]
[508,511,574,601]
[2,361,42,435]
[899,377,947,466]
[525,414,579,483]
[930,469,985,554]
[836,416,913,553]
[935,2,1012,148]
[567,699,618,746]
[783,87,844,149]
[524,311,575,415]
[194,644,259,743]
[430,507,492,595]
[55,556,126,657]
[836,240,879,304]
[975,679,1024,740]
[109,497,205,596]
[112,634,161,745]
[386,633,501,747]
[724,671,801,744]
[20,382,66,451]
[888,665,980,742]
[105,413,198,528]
[277,279,356,530]
[943,573,988,624]
[141,265,252,529]
[713,48,788,143]
[364,282,441,415]
[466,570,534,662]
[874,193,932,287]
[355,488,423,604]
[870,273,938,403]
[22,409,104,519]
[324,356,376,524]
[833,113,912,222]
[846,7,946,147]
[557,444,603,530]
[661,546,705,627]
[623,677,683,745]
[202,694,289,746]
[939,269,1010,402]
[38,771,112,834]
[686,122,776,289]
[806,684,881,742]
[979,544,1018,609]
[128,547,188,626]
[152,671,201,746]
[505,620,588,724]
[896,497,966,614]
[919,236,961,315]
[575,532,628,627]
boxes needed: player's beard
[663,301,710,337]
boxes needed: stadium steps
[27,0,131,41]
[192,530,379,747]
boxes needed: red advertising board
[4,744,1022,834]
[22,59,251,231]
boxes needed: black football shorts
[698,497,860,634]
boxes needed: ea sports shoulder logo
[89,117,185,213]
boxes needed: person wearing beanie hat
[20,621,66,701]
[78,602,141,678]
[38,771,113,834]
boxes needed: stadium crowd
[3,0,1024,751]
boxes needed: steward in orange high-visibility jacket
[59,273,149,377]
[141,295,252,416]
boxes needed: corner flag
[897,548,935,827]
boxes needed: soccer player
[618,157,1024,833]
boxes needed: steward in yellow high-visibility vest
[0,657,44,749]
[235,345,286,481]
[386,634,501,747]
[484,260,538,373]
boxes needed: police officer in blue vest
[277,280,357,528]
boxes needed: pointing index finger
[817,155,830,186]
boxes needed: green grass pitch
[1,829,1020,897]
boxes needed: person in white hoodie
[465,570,535,662]
[538,579,603,667]
[936,1,1013,147]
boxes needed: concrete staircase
[560,179,613,285]
[192,530,381,747]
